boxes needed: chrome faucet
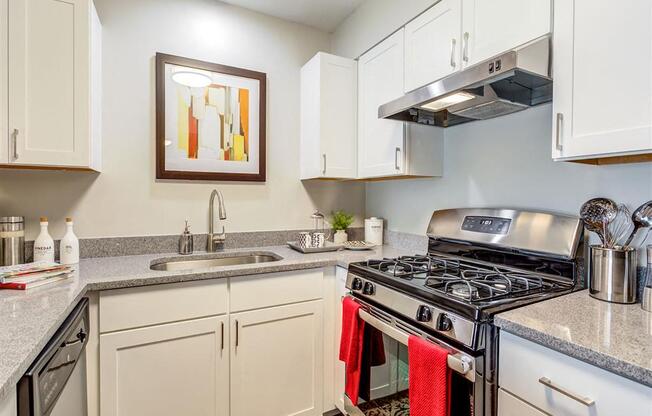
[207,189,227,252]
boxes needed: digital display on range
[462,216,511,235]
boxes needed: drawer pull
[538,377,595,407]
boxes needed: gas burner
[450,283,479,300]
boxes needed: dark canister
[0,216,25,266]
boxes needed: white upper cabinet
[552,0,652,161]
[300,52,357,179]
[358,29,443,179]
[404,0,462,92]
[461,0,551,67]
[6,0,102,170]
[358,30,407,178]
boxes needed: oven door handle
[358,309,475,382]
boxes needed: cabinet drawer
[230,269,323,312]
[499,332,652,416]
[498,388,546,416]
[99,279,227,333]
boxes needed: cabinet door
[462,0,551,67]
[320,54,357,178]
[333,268,347,413]
[404,0,462,92]
[8,0,91,167]
[231,301,324,416]
[100,316,229,416]
[552,0,652,159]
[498,389,546,416]
[358,30,406,178]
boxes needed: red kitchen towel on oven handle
[408,335,452,416]
[339,297,365,405]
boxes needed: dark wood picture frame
[155,53,267,181]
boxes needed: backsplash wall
[0,0,365,240]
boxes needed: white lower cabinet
[97,270,326,416]
[498,389,545,416]
[230,301,324,416]
[499,331,652,416]
[0,388,16,416]
[100,316,229,416]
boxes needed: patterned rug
[358,391,410,416]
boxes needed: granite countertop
[495,290,652,388]
[0,244,411,402]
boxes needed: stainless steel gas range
[344,208,585,416]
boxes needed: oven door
[344,296,481,416]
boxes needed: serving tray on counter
[287,241,343,254]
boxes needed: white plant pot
[333,230,348,244]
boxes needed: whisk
[605,204,634,248]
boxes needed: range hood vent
[378,36,552,128]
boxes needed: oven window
[356,337,475,416]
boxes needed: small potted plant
[331,210,354,244]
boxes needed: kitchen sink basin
[150,253,282,271]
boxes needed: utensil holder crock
[589,246,637,304]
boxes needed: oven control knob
[416,305,432,322]
[436,314,453,332]
[351,277,363,291]
[362,282,375,295]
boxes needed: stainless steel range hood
[379,36,552,127]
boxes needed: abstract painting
[156,53,266,181]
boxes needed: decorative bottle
[60,217,80,265]
[33,217,55,263]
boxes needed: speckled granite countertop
[0,244,411,401]
[495,290,652,387]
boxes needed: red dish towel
[408,335,451,416]
[339,297,365,405]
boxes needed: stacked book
[0,262,75,290]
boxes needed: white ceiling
[220,0,365,32]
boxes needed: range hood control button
[416,305,433,322]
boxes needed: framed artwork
[156,53,266,181]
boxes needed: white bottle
[60,217,79,265]
[33,217,55,263]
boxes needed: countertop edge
[494,316,652,388]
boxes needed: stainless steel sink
[150,253,281,271]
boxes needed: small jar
[0,216,25,266]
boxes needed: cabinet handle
[220,321,224,351]
[235,319,239,347]
[463,32,470,63]
[450,38,456,68]
[394,147,401,171]
[555,113,564,151]
[12,129,19,161]
[322,154,326,175]
[538,377,595,407]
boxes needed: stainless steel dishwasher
[17,298,89,416]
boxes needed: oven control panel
[462,216,511,235]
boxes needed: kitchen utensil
[642,245,652,312]
[287,241,342,253]
[623,200,652,247]
[589,245,637,304]
[605,204,633,248]
[579,198,617,246]
[0,216,25,266]
[311,211,331,240]
[297,232,312,248]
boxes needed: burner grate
[364,253,561,304]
